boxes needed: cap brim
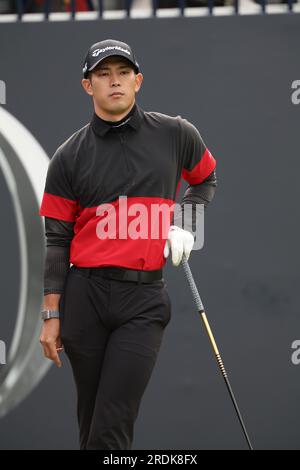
[88,52,137,73]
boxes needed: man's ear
[134,73,143,93]
[81,78,93,96]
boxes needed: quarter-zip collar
[91,102,144,137]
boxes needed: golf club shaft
[181,254,253,450]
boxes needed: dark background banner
[0,14,299,449]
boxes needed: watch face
[0,107,50,418]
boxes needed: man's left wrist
[41,309,60,321]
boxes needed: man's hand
[40,318,63,368]
[163,225,194,266]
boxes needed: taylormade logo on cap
[92,46,131,58]
[82,39,140,78]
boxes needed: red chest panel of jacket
[39,104,216,269]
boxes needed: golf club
[181,254,253,450]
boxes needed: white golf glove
[163,225,194,267]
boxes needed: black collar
[91,102,144,137]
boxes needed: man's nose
[110,73,121,86]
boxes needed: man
[39,39,217,450]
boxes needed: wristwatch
[41,309,60,321]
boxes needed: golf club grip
[181,255,205,313]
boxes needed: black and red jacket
[39,102,216,274]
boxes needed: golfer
[39,38,217,450]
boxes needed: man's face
[81,55,143,116]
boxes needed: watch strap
[41,309,60,320]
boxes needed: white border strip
[0,5,299,22]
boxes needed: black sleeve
[173,169,217,234]
[176,116,216,185]
[39,146,79,222]
[174,116,217,233]
[45,216,75,247]
[43,217,75,296]
[181,168,217,209]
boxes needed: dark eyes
[98,70,130,76]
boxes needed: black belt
[72,265,163,284]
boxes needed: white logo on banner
[0,81,6,105]
[0,341,6,365]
[291,340,300,365]
[291,80,300,105]
[0,107,50,418]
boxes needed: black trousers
[59,265,171,450]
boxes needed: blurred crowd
[0,0,296,14]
